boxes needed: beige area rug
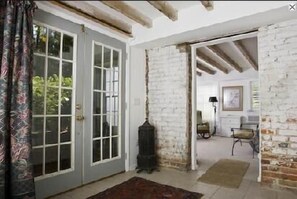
[198,159,250,188]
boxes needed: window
[92,42,120,164]
[32,23,75,178]
[251,81,259,111]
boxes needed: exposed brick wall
[258,19,297,189]
[147,45,191,170]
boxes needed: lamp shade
[209,97,218,103]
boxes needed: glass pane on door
[92,43,120,164]
[32,23,75,178]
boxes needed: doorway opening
[190,31,261,183]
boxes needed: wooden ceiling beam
[196,50,229,74]
[148,1,178,21]
[49,1,132,37]
[232,41,258,71]
[196,62,216,75]
[206,45,243,73]
[101,1,152,28]
[200,1,214,11]
[196,71,202,76]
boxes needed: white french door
[32,10,126,198]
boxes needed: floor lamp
[209,97,218,135]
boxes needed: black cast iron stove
[136,120,157,173]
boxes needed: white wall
[196,83,218,132]
[197,68,259,136]
[128,47,146,170]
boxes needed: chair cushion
[197,123,209,134]
[198,122,209,129]
[198,125,209,131]
[233,130,254,139]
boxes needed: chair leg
[240,139,242,146]
[232,139,240,156]
[232,139,236,156]
[202,132,211,139]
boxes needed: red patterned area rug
[87,177,203,199]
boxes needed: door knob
[76,115,85,121]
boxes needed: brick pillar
[258,19,297,189]
[147,45,191,170]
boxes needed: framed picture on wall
[222,86,243,111]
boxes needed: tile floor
[49,136,297,199]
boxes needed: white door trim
[191,31,258,49]
[191,46,197,171]
[125,46,130,171]
[190,30,260,175]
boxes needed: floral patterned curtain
[0,0,37,198]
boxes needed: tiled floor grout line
[242,180,253,199]
[209,186,221,199]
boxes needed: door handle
[76,115,85,121]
